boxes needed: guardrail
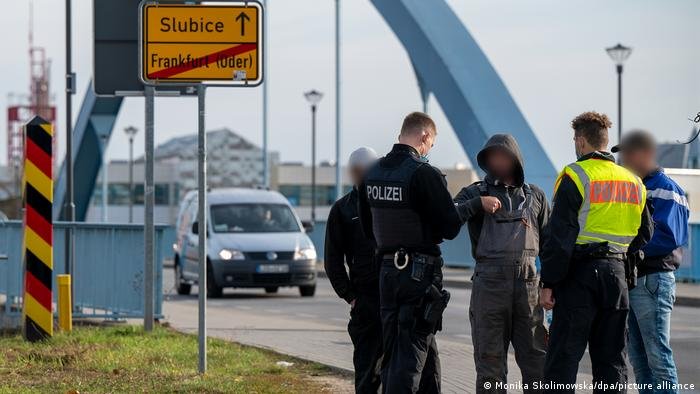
[0,221,170,320]
[307,222,700,283]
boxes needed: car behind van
[173,188,317,297]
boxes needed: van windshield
[210,203,301,233]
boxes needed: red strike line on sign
[147,43,257,79]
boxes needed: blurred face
[621,148,656,177]
[350,166,368,187]
[486,148,516,181]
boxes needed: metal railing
[0,221,171,320]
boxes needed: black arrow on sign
[235,12,251,36]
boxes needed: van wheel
[174,258,191,295]
[265,287,279,294]
[299,285,316,297]
[207,262,223,298]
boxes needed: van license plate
[257,264,289,274]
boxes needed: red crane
[6,2,57,173]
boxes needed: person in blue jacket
[613,130,689,394]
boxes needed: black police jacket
[324,188,378,303]
[358,144,463,256]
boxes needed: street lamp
[304,89,323,223]
[606,43,632,148]
[100,134,109,222]
[124,126,139,223]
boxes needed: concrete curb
[317,270,700,308]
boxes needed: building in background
[86,161,180,224]
[86,128,278,224]
[151,128,278,190]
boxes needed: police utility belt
[573,242,626,261]
[573,241,642,290]
[382,248,442,282]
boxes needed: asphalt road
[163,269,700,392]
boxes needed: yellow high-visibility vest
[554,156,647,253]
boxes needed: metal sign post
[197,85,207,373]
[139,0,264,374]
[144,86,155,332]
[65,0,76,312]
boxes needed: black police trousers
[348,291,383,394]
[379,260,441,394]
[543,257,629,393]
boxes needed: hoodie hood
[476,134,525,186]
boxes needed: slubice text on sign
[142,3,261,83]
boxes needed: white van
[173,188,317,297]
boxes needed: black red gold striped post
[22,116,54,342]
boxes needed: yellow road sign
[140,1,263,86]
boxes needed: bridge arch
[370,0,556,193]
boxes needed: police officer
[324,147,382,393]
[454,134,549,393]
[539,111,653,393]
[359,112,464,393]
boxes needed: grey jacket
[454,134,550,259]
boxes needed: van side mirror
[301,220,314,233]
[191,221,199,235]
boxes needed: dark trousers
[379,261,441,394]
[470,262,546,393]
[544,258,629,394]
[348,292,383,394]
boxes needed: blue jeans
[627,271,679,394]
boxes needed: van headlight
[294,248,317,261]
[219,249,245,261]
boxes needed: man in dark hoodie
[454,134,550,393]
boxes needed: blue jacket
[640,168,689,275]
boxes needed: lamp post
[124,126,139,223]
[605,43,632,148]
[334,0,342,202]
[304,89,323,224]
[100,134,108,222]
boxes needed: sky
[0,0,698,172]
